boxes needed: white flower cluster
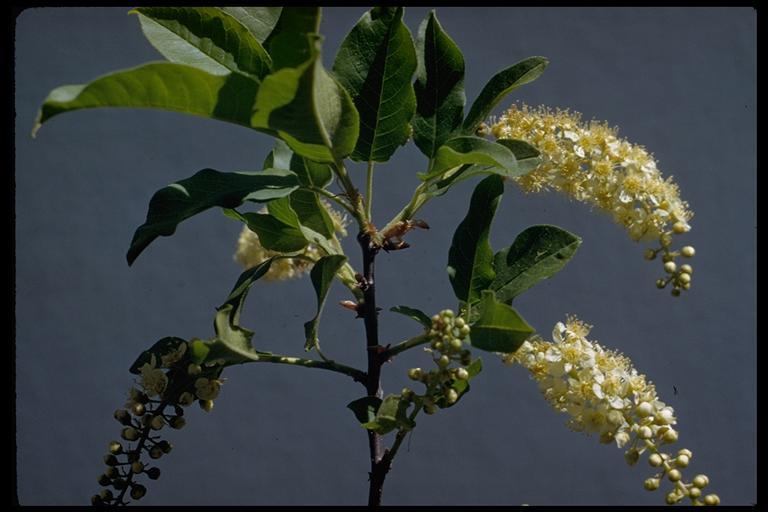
[491,104,696,295]
[503,316,718,505]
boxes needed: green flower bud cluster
[407,309,475,414]
[648,242,696,297]
[93,340,223,505]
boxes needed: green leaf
[362,394,415,435]
[390,305,432,328]
[131,7,272,80]
[290,153,333,189]
[412,11,466,159]
[290,190,335,238]
[32,62,261,137]
[237,197,308,252]
[205,305,268,367]
[495,139,542,175]
[332,7,417,162]
[188,339,211,365]
[470,290,534,353]
[129,337,187,374]
[127,168,299,265]
[347,396,382,425]
[304,255,348,352]
[447,175,504,305]
[251,36,360,163]
[219,7,282,43]
[264,7,322,71]
[263,140,294,170]
[462,56,549,134]
[219,258,275,325]
[491,225,581,303]
[429,136,518,176]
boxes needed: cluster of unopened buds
[406,309,473,414]
[646,243,696,297]
[91,341,223,505]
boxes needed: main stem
[358,231,389,507]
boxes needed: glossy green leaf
[390,305,432,328]
[132,7,272,80]
[129,337,187,374]
[447,175,504,305]
[470,290,534,353]
[429,136,518,176]
[304,255,348,352]
[237,196,308,252]
[126,168,299,265]
[491,225,581,303]
[264,7,321,71]
[251,36,360,163]
[332,7,416,162]
[412,11,465,159]
[32,62,260,137]
[219,7,282,43]
[347,396,382,425]
[219,258,275,325]
[462,56,549,134]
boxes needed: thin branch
[384,333,430,359]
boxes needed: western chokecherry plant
[32,7,717,507]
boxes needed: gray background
[14,7,756,506]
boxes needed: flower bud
[105,467,118,479]
[131,402,145,417]
[121,427,139,442]
[636,401,654,417]
[656,279,667,289]
[158,440,173,454]
[178,392,195,406]
[408,368,423,381]
[200,399,215,412]
[131,461,144,474]
[446,388,459,404]
[703,494,720,506]
[680,264,693,275]
[459,325,471,338]
[643,477,660,491]
[666,491,681,505]
[150,415,165,431]
[624,448,640,466]
[664,261,677,274]
[146,467,161,480]
[678,272,691,285]
[644,248,657,260]
[671,288,681,297]
[98,474,112,486]
[149,446,163,459]
[169,416,186,429]
[688,487,701,499]
[449,338,463,350]
[662,428,679,444]
[187,363,202,376]
[648,453,663,467]
[108,441,123,455]
[672,221,688,234]
[130,484,147,500]
[677,448,693,459]
[675,454,690,467]
[99,489,114,501]
[667,469,682,482]
[456,368,469,380]
[437,355,450,368]
[114,409,132,425]
[693,474,709,488]
[681,246,695,258]
[638,426,653,439]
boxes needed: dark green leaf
[290,189,335,238]
[264,7,321,71]
[129,337,187,374]
[132,7,272,80]
[290,153,333,189]
[237,197,308,252]
[390,305,432,328]
[491,225,581,303]
[251,36,360,163]
[412,11,465,159]
[347,396,382,425]
[462,56,549,134]
[429,136,518,176]
[219,7,282,43]
[332,7,416,162]
[470,290,534,353]
[127,168,299,265]
[447,175,504,305]
[219,258,275,325]
[304,255,348,352]
[32,63,261,137]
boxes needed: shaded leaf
[132,7,272,80]
[251,36,360,163]
[290,153,333,189]
[129,337,187,374]
[470,290,534,353]
[236,197,308,252]
[347,396,382,425]
[264,7,321,71]
[32,62,261,137]
[204,305,270,367]
[447,175,504,305]
[362,394,415,435]
[290,189,335,238]
[491,225,581,303]
[390,305,432,328]
[333,7,416,162]
[462,56,549,134]
[127,168,299,265]
[495,139,541,174]
[412,11,465,159]
[219,7,282,43]
[304,255,348,352]
[219,258,275,325]
[429,136,518,176]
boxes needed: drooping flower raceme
[490,104,696,295]
[233,201,350,281]
[502,316,718,506]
